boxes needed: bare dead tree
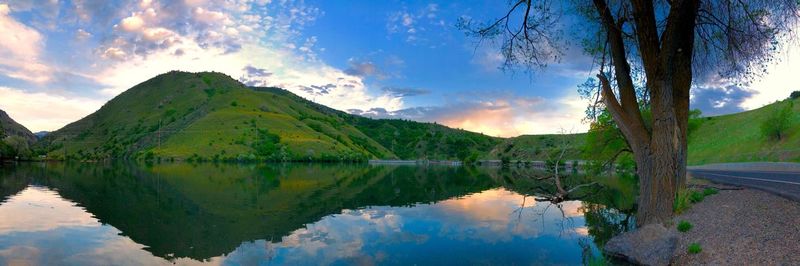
[461,0,800,226]
[530,130,598,203]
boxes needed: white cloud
[89,38,404,116]
[0,87,104,132]
[0,5,51,83]
[75,28,92,40]
[119,14,145,32]
[386,4,445,45]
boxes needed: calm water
[0,162,635,265]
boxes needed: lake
[0,162,636,265]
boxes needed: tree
[461,0,799,225]
[790,91,800,100]
[760,101,793,141]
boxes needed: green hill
[0,109,37,159]
[489,134,585,161]
[687,97,800,165]
[40,71,499,162]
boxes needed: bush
[791,91,800,99]
[677,220,693,232]
[688,243,702,254]
[761,101,793,141]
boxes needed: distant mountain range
[34,131,49,139]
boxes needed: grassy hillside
[41,71,393,161]
[0,109,37,159]
[688,98,800,165]
[346,117,501,160]
[0,110,36,143]
[39,71,499,161]
[488,133,585,161]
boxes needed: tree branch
[593,0,648,139]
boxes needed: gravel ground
[669,187,800,265]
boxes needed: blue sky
[0,0,797,136]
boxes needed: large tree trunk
[595,0,699,227]
[634,76,682,226]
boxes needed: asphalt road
[689,169,800,202]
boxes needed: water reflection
[0,163,635,265]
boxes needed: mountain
[34,131,49,139]
[41,71,499,161]
[0,109,36,143]
[0,109,37,159]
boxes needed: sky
[0,0,798,137]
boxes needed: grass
[703,187,718,196]
[688,243,703,254]
[675,187,717,214]
[689,190,705,203]
[677,220,693,232]
[674,190,693,214]
[688,98,800,165]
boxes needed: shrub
[760,101,793,141]
[677,220,693,232]
[688,243,702,254]
[791,91,800,99]
[230,101,238,107]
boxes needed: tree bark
[594,0,700,226]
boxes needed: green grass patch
[677,220,693,232]
[688,243,702,254]
[674,189,692,214]
[688,190,705,203]
[702,187,718,196]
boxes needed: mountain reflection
[0,162,634,265]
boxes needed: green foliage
[582,110,632,172]
[346,116,500,160]
[687,109,704,137]
[500,156,511,165]
[760,101,793,141]
[464,152,479,164]
[585,255,609,266]
[702,187,718,196]
[791,91,800,99]
[252,129,281,157]
[689,190,705,203]
[688,243,702,254]
[677,220,693,232]
[675,189,710,214]
[674,189,692,214]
